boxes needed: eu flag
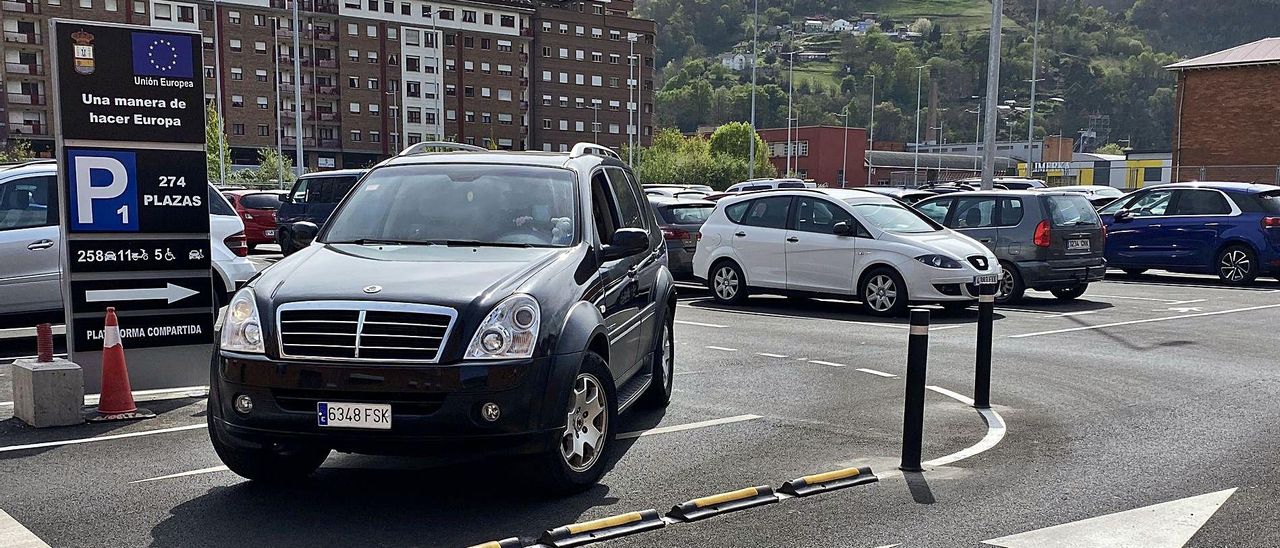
[131,32,194,78]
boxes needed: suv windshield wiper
[442,240,537,248]
[328,238,427,246]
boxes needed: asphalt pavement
[2,268,1279,547]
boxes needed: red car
[222,190,287,250]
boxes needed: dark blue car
[276,169,366,255]
[1099,182,1280,284]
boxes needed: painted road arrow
[983,488,1236,547]
[84,283,200,305]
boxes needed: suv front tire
[535,352,617,494]
[710,260,748,305]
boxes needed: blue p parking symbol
[68,149,138,232]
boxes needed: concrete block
[12,358,85,428]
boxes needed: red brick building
[756,125,867,187]
[1168,37,1280,183]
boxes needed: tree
[0,140,33,163]
[1095,142,1126,155]
[205,102,232,185]
[708,122,776,178]
[254,148,296,186]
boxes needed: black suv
[210,142,676,492]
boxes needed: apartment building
[0,0,654,168]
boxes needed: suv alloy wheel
[1217,245,1258,285]
[861,268,909,317]
[710,261,748,305]
[536,352,617,494]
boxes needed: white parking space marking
[130,465,229,485]
[130,415,768,484]
[756,353,789,358]
[1010,303,1280,339]
[679,302,969,331]
[808,360,847,368]
[674,320,727,328]
[616,414,762,440]
[923,386,1007,468]
[0,385,208,411]
[0,424,205,454]
[856,368,898,378]
[0,509,50,548]
[704,346,738,352]
[1040,310,1101,319]
[1089,294,1185,304]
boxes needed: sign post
[51,20,213,390]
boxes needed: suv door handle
[978,238,993,243]
[734,231,747,237]
[1147,224,1162,228]
[27,240,54,251]
[786,237,799,243]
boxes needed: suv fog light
[480,402,501,422]
[234,394,254,414]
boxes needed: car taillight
[1033,220,1051,248]
[696,231,703,241]
[1263,217,1280,228]
[662,227,691,240]
[1100,224,1107,240]
[225,231,249,257]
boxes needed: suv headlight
[915,254,963,269]
[466,294,540,360]
[220,288,265,353]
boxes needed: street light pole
[590,104,600,143]
[912,64,926,187]
[980,0,1004,190]
[291,0,303,175]
[213,0,227,185]
[782,50,799,176]
[836,106,849,188]
[747,0,759,179]
[273,18,284,187]
[1027,0,1040,149]
[867,74,875,186]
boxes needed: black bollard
[900,308,930,473]
[974,282,996,410]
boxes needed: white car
[725,178,817,194]
[692,188,1001,316]
[0,162,255,325]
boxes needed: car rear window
[1233,190,1280,213]
[661,204,714,224]
[239,192,282,210]
[1046,195,1100,227]
[777,182,807,188]
[208,185,237,216]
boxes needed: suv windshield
[846,200,939,233]
[323,164,578,248]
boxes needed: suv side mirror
[602,228,649,261]
[832,221,854,236]
[1114,209,1133,223]
[292,221,320,246]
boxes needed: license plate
[265,230,276,237]
[317,402,391,430]
[974,274,998,285]
[1067,239,1090,251]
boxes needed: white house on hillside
[720,53,755,71]
[830,18,854,32]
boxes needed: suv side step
[615,370,652,412]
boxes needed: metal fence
[1173,165,1280,185]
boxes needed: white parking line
[1040,310,1101,319]
[1089,294,1183,304]
[0,424,206,454]
[808,360,846,368]
[0,509,50,548]
[704,346,738,352]
[756,353,789,358]
[1011,303,1280,338]
[616,414,762,440]
[0,385,208,411]
[856,368,897,378]
[130,415,767,484]
[923,386,1007,468]
[674,320,728,328]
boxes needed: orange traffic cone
[90,307,155,422]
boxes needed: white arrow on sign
[983,488,1236,548]
[84,283,200,305]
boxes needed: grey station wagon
[915,190,1107,303]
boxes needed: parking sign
[67,149,138,232]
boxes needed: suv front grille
[277,301,457,363]
[967,256,990,271]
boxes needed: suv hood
[258,243,564,310]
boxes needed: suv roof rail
[569,143,622,161]
[397,141,490,156]
[0,158,57,171]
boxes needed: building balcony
[8,122,48,136]
[3,31,42,45]
[2,0,39,14]
[520,27,533,37]
[317,86,338,96]
[281,137,317,147]
[315,31,336,41]
[319,138,340,148]
[519,101,529,112]
[4,62,43,75]
[317,59,338,69]
[268,0,336,14]
[306,111,340,122]
[7,92,45,106]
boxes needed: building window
[559,96,569,107]
[227,10,240,24]
[542,21,551,32]
[559,23,569,34]
[575,74,585,85]
[575,98,585,109]
[447,110,456,120]
[559,72,568,84]
[592,52,602,63]
[401,2,410,15]
[351,130,362,142]
[405,29,420,46]
[369,104,380,115]
[592,27,602,39]
[542,119,552,129]
[542,95,552,106]
[258,124,270,136]
[230,68,243,80]
[609,77,619,88]
[483,12,492,24]
[257,97,269,109]
[610,30,620,41]
[591,75,602,87]
[609,54,620,64]
[368,51,378,63]
[559,120,568,131]
[407,81,421,97]
[370,132,381,143]
[446,59,456,72]
[541,70,551,81]
[446,85,456,96]
[232,124,245,135]
[481,38,491,50]
[348,76,359,88]
[231,95,244,107]
[388,27,398,40]
[463,36,474,48]
[348,23,358,35]
[105,0,118,11]
[559,48,568,59]
[255,69,268,82]
[575,121,585,132]
[253,14,265,26]
[408,109,422,123]
[500,15,515,27]
[438,8,453,19]
[609,123,620,134]
[481,87,491,98]
[464,111,475,122]
[464,60,474,72]
[462,9,476,22]
[481,62,490,74]
[204,66,215,79]
[350,102,361,113]
[609,100,620,111]
[481,112,492,124]
[367,79,379,90]
[575,25,584,36]
[464,86,474,97]
[254,41,267,54]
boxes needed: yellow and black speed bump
[779,466,877,497]
[465,539,523,548]
[538,509,665,547]
[667,485,779,522]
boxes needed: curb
[778,466,877,497]
[538,509,665,547]
[667,485,778,522]
[466,538,523,548]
